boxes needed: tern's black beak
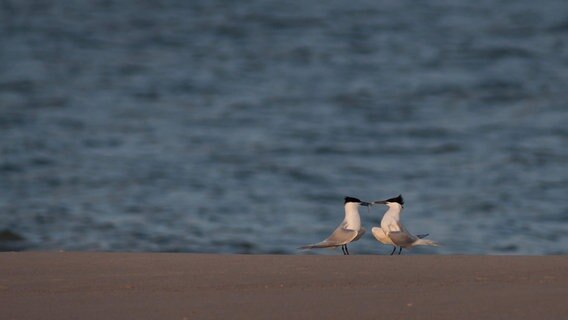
[372,200,387,205]
[359,201,371,207]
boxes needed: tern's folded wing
[371,227,394,245]
[300,227,358,249]
[352,227,366,241]
[387,231,418,248]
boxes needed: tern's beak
[372,200,387,205]
[359,201,372,207]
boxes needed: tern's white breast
[380,204,403,232]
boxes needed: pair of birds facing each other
[300,195,438,255]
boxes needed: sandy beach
[1,253,566,320]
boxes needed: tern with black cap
[300,196,371,255]
[371,195,438,255]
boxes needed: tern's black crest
[344,196,362,204]
[386,194,404,205]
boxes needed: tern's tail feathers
[414,238,438,247]
[416,233,429,239]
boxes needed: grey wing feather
[352,227,366,241]
[388,231,418,248]
[300,227,358,249]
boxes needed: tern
[371,195,438,255]
[300,196,371,255]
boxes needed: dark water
[1,0,567,254]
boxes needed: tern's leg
[398,247,403,255]
[341,245,346,255]
[390,246,397,255]
[345,245,350,255]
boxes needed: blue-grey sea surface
[1,0,567,254]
